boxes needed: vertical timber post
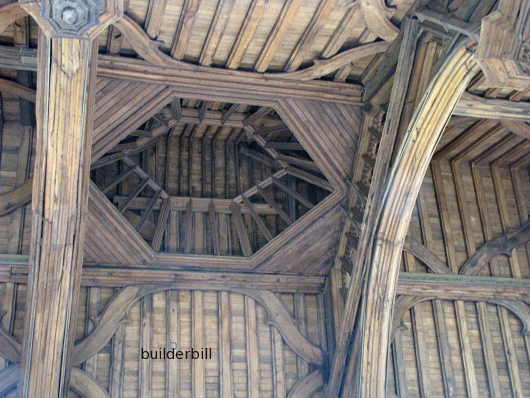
[17,0,122,397]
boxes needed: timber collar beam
[0,255,528,301]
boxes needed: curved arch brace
[0,313,22,362]
[73,285,163,364]
[391,296,435,340]
[71,368,109,398]
[287,370,323,398]
[357,42,479,398]
[0,366,19,395]
[484,300,530,336]
[0,181,32,217]
[0,3,27,35]
[235,289,324,364]
[113,15,389,81]
[74,285,324,366]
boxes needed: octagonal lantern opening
[91,98,334,257]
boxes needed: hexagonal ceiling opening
[91,98,333,256]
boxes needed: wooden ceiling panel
[91,99,338,260]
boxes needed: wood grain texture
[20,35,99,398]
[355,44,479,398]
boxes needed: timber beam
[0,256,527,300]
[2,44,530,118]
[0,260,324,294]
[0,45,361,105]
[397,273,530,303]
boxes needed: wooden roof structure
[0,0,528,396]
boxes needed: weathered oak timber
[476,0,530,90]
[397,272,530,302]
[354,44,479,398]
[2,255,527,301]
[325,18,420,397]
[403,237,452,274]
[460,219,530,275]
[97,56,362,105]
[21,35,99,398]
[454,92,530,122]
[360,0,399,41]
[0,3,26,35]
[17,1,122,396]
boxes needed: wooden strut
[391,296,530,340]
[0,285,325,380]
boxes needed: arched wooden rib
[236,289,324,365]
[487,300,530,336]
[264,41,390,80]
[0,181,32,217]
[113,16,188,68]
[0,366,19,395]
[393,297,529,337]
[356,42,479,398]
[390,296,434,340]
[0,3,26,35]
[460,219,530,275]
[287,370,323,398]
[113,15,388,81]
[74,284,324,366]
[70,368,109,398]
[73,285,164,365]
[360,0,400,41]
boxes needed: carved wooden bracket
[460,219,530,276]
[476,0,530,90]
[392,296,530,338]
[73,285,325,366]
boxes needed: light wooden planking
[171,0,202,59]
[226,0,266,70]
[254,0,304,72]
